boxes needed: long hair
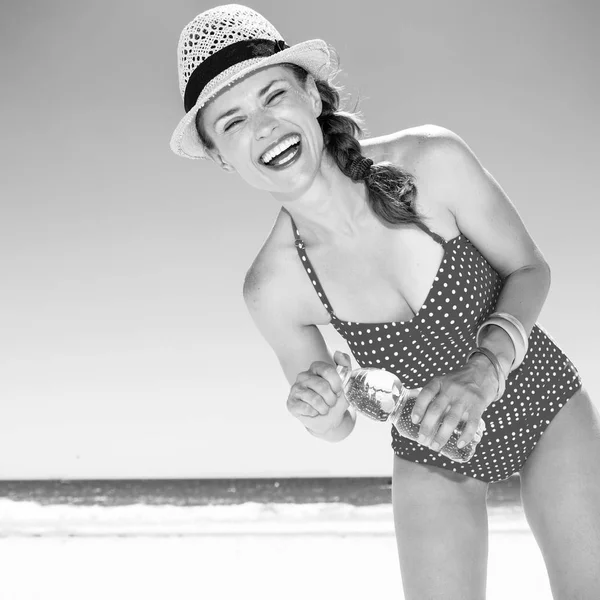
[195,62,429,230]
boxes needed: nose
[253,108,278,140]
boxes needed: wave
[0,499,527,537]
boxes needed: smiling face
[197,65,324,194]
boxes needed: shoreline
[0,499,528,537]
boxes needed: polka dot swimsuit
[289,217,583,483]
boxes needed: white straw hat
[170,4,335,160]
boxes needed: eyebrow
[213,79,286,127]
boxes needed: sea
[0,476,523,537]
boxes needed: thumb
[333,350,352,367]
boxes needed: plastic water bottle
[336,366,485,463]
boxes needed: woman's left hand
[410,353,499,451]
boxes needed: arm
[243,255,357,442]
[363,124,550,375]
[399,125,554,449]
[424,126,551,376]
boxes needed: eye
[267,90,285,104]
[224,119,242,132]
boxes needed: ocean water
[0,475,521,506]
[0,476,524,537]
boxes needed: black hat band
[183,38,290,112]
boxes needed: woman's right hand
[286,351,352,435]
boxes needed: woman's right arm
[243,260,356,442]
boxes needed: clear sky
[1,1,598,479]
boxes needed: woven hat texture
[170,4,334,159]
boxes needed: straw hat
[170,4,335,160]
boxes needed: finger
[309,361,344,398]
[411,379,442,425]
[287,395,320,418]
[333,350,352,367]
[295,370,312,384]
[429,402,468,452]
[417,392,452,446]
[457,413,485,449]
[308,375,341,408]
[292,386,330,415]
[462,411,483,443]
[295,368,340,408]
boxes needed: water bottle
[336,366,485,463]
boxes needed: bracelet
[476,312,528,372]
[476,318,520,372]
[467,346,506,405]
[490,312,529,357]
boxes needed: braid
[287,63,427,230]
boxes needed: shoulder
[243,230,286,316]
[362,124,487,223]
[242,211,308,325]
[361,124,477,174]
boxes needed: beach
[0,498,552,600]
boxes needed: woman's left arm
[409,125,552,450]
[435,126,551,373]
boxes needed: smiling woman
[169,4,600,599]
[195,70,306,173]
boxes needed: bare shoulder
[243,218,290,317]
[243,210,318,327]
[361,124,481,234]
[360,123,474,174]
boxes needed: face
[198,65,324,194]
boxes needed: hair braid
[289,64,427,229]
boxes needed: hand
[287,351,352,435]
[410,353,498,452]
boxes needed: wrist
[466,346,506,406]
[477,324,514,379]
[304,409,356,442]
[467,351,499,389]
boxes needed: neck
[273,152,373,245]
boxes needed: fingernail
[417,434,426,445]
[457,440,466,449]
[430,441,440,452]
[411,413,420,424]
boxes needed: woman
[170,5,600,598]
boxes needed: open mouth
[260,134,302,169]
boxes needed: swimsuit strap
[286,211,447,321]
[288,215,337,319]
[413,220,447,246]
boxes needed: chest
[302,226,448,324]
[332,239,504,385]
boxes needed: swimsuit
[289,215,582,483]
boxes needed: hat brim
[169,39,334,160]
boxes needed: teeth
[261,135,301,164]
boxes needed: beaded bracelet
[467,346,506,405]
[476,312,529,372]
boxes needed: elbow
[510,260,551,289]
[543,260,551,283]
[537,260,552,293]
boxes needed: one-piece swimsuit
[289,215,582,483]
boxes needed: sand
[0,505,552,600]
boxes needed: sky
[1,0,598,479]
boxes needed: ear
[304,74,322,117]
[206,148,236,173]
[219,159,236,173]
